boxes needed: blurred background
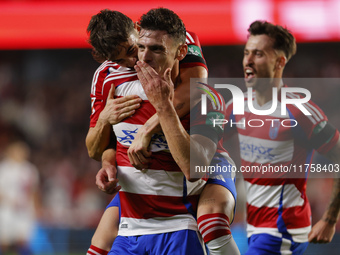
[0,0,340,254]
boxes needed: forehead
[245,34,275,51]
[138,29,173,45]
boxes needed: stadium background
[0,0,339,254]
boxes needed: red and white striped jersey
[224,87,339,242]
[88,31,209,236]
[110,73,206,236]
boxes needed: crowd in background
[0,42,339,252]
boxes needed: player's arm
[128,65,207,169]
[95,146,121,195]
[308,122,340,243]
[136,61,215,181]
[86,84,141,161]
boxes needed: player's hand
[127,126,152,170]
[96,163,121,195]
[98,84,142,125]
[135,61,174,110]
[308,219,336,243]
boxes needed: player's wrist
[322,216,337,225]
[154,100,174,114]
[137,125,153,138]
[97,113,110,126]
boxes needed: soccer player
[0,141,40,255]
[86,8,239,255]
[224,20,340,254]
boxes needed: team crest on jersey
[269,119,280,139]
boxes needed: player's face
[111,31,138,68]
[137,29,179,75]
[243,34,279,89]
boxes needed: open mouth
[244,68,255,82]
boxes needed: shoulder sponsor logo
[187,45,203,58]
[206,112,225,133]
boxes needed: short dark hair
[139,8,186,45]
[248,20,297,61]
[87,9,134,61]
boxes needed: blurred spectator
[0,141,40,255]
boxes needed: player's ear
[134,21,141,32]
[276,55,287,70]
[177,44,188,61]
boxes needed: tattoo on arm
[175,102,185,111]
[325,178,340,224]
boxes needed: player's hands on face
[96,162,121,195]
[308,218,336,243]
[98,84,142,125]
[135,61,174,110]
[127,126,152,170]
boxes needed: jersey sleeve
[89,61,116,128]
[179,31,207,70]
[289,98,339,154]
[190,84,226,144]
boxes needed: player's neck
[171,63,180,85]
[255,79,283,106]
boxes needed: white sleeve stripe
[102,73,138,94]
[198,220,230,233]
[303,104,319,124]
[198,217,229,229]
[286,92,323,124]
[91,61,117,95]
[91,62,107,95]
[87,248,101,255]
[103,73,137,84]
[186,32,195,44]
[201,226,231,238]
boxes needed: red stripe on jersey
[90,61,117,127]
[119,191,200,219]
[104,74,138,89]
[197,213,231,243]
[186,31,200,47]
[247,204,279,228]
[247,197,311,230]
[91,61,117,95]
[282,203,311,229]
[115,98,156,125]
[87,245,108,255]
[116,145,182,172]
[244,177,307,187]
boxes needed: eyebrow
[112,44,135,63]
[126,44,135,53]
[244,48,263,53]
[137,43,166,52]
